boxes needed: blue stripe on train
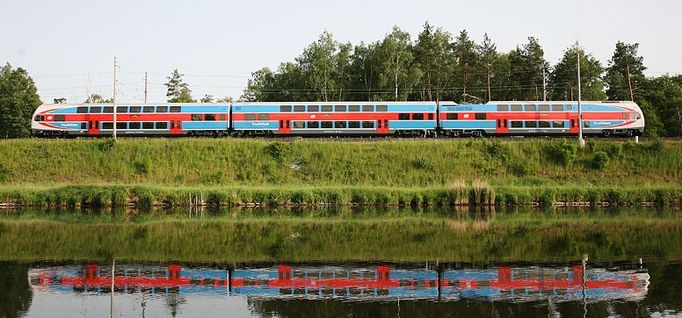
[180,105,229,113]
[181,122,229,130]
[232,105,281,113]
[441,104,623,112]
[440,120,496,129]
[233,121,279,130]
[389,120,437,129]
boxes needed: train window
[156,122,168,129]
[307,121,319,128]
[334,121,347,128]
[446,113,458,120]
[428,113,434,120]
[157,106,168,113]
[308,105,319,112]
[129,122,141,129]
[90,106,102,113]
[321,121,332,128]
[280,105,292,112]
[321,105,332,112]
[293,121,305,128]
[191,114,202,121]
[34,115,43,121]
[553,121,565,128]
[116,122,127,130]
[496,105,509,111]
[244,114,256,120]
[362,105,373,112]
[511,121,522,128]
[77,107,88,113]
[257,114,269,120]
[130,106,141,113]
[412,113,424,120]
[294,105,306,112]
[362,121,374,128]
[348,121,360,128]
[102,122,113,129]
[376,105,388,112]
[524,121,537,128]
[54,115,65,121]
[377,120,382,128]
[143,122,154,129]
[398,113,410,120]
[584,121,590,128]
[334,105,346,112]
[81,123,87,129]
[571,119,576,127]
[551,105,562,111]
[103,107,113,113]
[116,106,128,113]
[538,105,550,112]
[349,105,360,112]
[511,105,523,111]
[170,106,181,113]
[538,121,551,128]
[143,106,155,113]
[475,113,487,120]
[525,105,537,112]
[205,114,216,121]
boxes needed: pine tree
[165,69,195,103]
[604,42,646,101]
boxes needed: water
[1,206,681,317]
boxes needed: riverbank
[0,138,681,207]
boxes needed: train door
[88,118,100,136]
[170,120,182,135]
[278,120,291,135]
[496,118,509,134]
[377,119,389,134]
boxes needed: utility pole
[542,67,547,101]
[486,63,492,102]
[144,72,148,103]
[463,63,468,103]
[627,64,634,102]
[112,57,118,140]
[577,52,584,147]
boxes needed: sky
[2,0,681,104]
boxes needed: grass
[0,138,680,206]
[1,210,680,263]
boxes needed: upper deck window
[280,105,292,112]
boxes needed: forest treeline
[0,23,681,137]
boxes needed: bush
[547,140,578,166]
[134,159,152,175]
[606,143,623,159]
[592,151,610,170]
[507,161,531,177]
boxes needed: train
[31,100,645,138]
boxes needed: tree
[452,30,481,102]
[200,94,214,103]
[478,33,499,101]
[642,75,682,136]
[84,93,113,103]
[374,26,421,101]
[53,98,66,104]
[216,96,233,103]
[508,37,549,101]
[604,42,646,101]
[297,31,345,101]
[549,43,606,101]
[414,22,456,101]
[165,69,195,103]
[0,63,41,138]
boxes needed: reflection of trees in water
[246,298,655,318]
[164,288,186,317]
[0,262,32,318]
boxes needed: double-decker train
[31,100,644,138]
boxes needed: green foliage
[0,162,9,182]
[592,151,610,170]
[604,42,646,101]
[549,43,606,101]
[134,159,151,175]
[165,69,195,103]
[0,63,41,138]
[546,140,578,166]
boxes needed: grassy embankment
[0,210,680,263]
[0,138,681,207]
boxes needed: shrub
[99,138,117,151]
[134,159,152,175]
[592,151,610,170]
[547,140,578,166]
[606,143,623,159]
[507,161,531,177]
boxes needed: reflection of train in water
[28,262,649,303]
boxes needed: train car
[439,101,644,137]
[31,103,230,137]
[230,101,438,136]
